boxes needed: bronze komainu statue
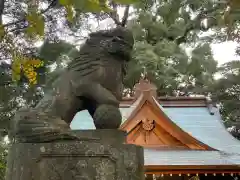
[10,27,134,142]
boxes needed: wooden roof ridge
[121,79,215,113]
[120,90,216,151]
[122,96,209,101]
[121,96,215,108]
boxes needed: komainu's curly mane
[38,27,134,126]
[67,27,134,76]
[10,27,134,143]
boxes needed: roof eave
[145,165,240,174]
[120,91,216,151]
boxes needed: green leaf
[60,0,113,15]
[38,40,79,64]
[84,0,103,12]
[59,0,73,6]
[157,4,171,18]
[0,25,4,42]
[66,5,74,22]
[11,53,22,82]
[0,163,5,169]
[167,20,186,39]
[26,12,45,38]
[89,1,111,12]
[113,0,139,4]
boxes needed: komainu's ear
[89,31,100,38]
[89,30,109,38]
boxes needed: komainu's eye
[99,39,108,47]
[112,38,118,42]
[112,36,124,42]
[117,35,124,40]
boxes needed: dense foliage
[0,0,239,178]
[123,0,240,139]
[212,61,240,139]
[0,139,7,180]
[0,3,240,177]
[0,0,138,133]
[0,0,239,134]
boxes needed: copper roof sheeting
[143,149,239,166]
[70,96,240,166]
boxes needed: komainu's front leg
[74,83,122,129]
[93,104,122,129]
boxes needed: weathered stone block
[6,130,144,180]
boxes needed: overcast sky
[4,4,240,66]
[84,7,240,66]
[211,41,239,65]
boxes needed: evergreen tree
[124,0,220,96]
[212,60,240,139]
[0,40,78,135]
[0,0,240,137]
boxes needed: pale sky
[3,5,240,66]
[211,41,240,65]
[89,7,240,66]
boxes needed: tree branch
[41,0,58,14]
[3,0,57,28]
[175,24,195,45]
[175,5,222,45]
[7,25,28,33]
[121,5,130,27]
[0,0,4,24]
[108,1,121,26]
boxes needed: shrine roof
[70,99,240,153]
[70,79,240,167]
[160,106,240,154]
[70,97,240,165]
[144,149,240,166]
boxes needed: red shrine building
[71,79,240,180]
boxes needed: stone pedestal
[6,130,145,180]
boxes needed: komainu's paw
[9,110,76,143]
[93,104,122,129]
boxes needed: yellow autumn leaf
[22,58,44,85]
[11,52,44,85]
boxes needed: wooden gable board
[120,92,215,150]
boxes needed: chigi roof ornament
[133,76,157,100]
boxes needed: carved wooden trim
[142,118,155,131]
[120,92,216,151]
